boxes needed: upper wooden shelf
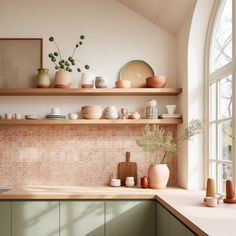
[0,88,182,96]
[0,119,183,126]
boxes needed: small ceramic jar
[14,113,22,120]
[81,72,95,88]
[125,177,135,187]
[68,113,78,120]
[141,176,149,188]
[103,106,119,119]
[37,68,50,88]
[95,76,108,88]
[111,179,121,187]
[5,113,13,120]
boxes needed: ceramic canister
[95,76,108,88]
[37,68,50,88]
[81,72,95,87]
[103,106,119,119]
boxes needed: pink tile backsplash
[0,125,178,187]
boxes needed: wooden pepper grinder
[205,178,216,201]
[224,180,236,204]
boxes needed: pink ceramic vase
[148,164,170,189]
[54,71,71,88]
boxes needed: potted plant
[48,35,90,88]
[136,119,203,189]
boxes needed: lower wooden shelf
[0,119,183,125]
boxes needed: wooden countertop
[0,186,234,236]
[0,186,160,200]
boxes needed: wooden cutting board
[118,152,137,186]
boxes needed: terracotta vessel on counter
[141,176,149,188]
[224,180,236,203]
[146,76,167,88]
[148,164,169,189]
[54,71,71,88]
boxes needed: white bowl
[111,179,121,187]
[205,197,218,207]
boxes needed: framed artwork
[0,38,43,88]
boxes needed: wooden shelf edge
[0,119,183,125]
[0,88,182,96]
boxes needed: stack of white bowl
[103,106,119,119]
[81,106,102,119]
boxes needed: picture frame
[0,38,43,88]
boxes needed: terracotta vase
[148,164,170,189]
[54,71,71,88]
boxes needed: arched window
[207,0,233,193]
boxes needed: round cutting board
[119,60,154,88]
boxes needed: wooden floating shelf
[0,88,182,96]
[0,119,183,126]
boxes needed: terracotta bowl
[146,76,167,88]
[81,105,102,119]
[115,80,131,88]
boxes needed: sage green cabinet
[186,228,196,236]
[106,200,155,236]
[0,201,11,236]
[156,202,197,236]
[60,201,105,236]
[12,201,59,236]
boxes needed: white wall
[0,0,177,117]
[176,13,193,189]
[177,0,215,189]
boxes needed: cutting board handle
[126,152,130,162]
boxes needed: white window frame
[205,0,236,193]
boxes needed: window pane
[209,161,216,181]
[211,0,232,72]
[209,124,216,159]
[219,120,232,160]
[210,83,217,121]
[218,162,232,193]
[219,75,232,119]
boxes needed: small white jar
[110,178,121,187]
[125,177,135,187]
[68,113,78,120]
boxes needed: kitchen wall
[0,125,177,186]
[0,0,178,186]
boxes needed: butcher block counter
[0,186,235,236]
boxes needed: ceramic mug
[5,113,13,120]
[15,113,22,120]
[166,105,176,114]
[205,197,218,207]
[51,108,60,115]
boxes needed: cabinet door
[169,213,186,236]
[186,228,197,236]
[12,201,59,236]
[60,201,105,236]
[0,201,11,236]
[156,202,171,236]
[106,200,155,236]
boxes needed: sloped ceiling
[117,0,196,35]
